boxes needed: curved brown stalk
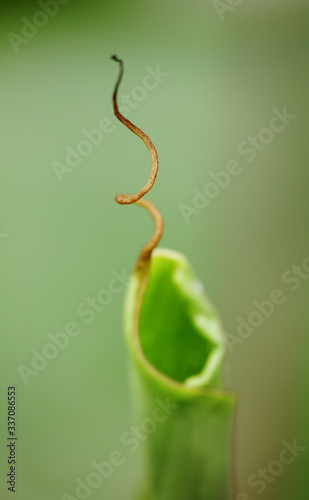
[135,198,164,272]
[111,55,159,205]
[111,55,163,273]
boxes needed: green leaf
[124,248,236,500]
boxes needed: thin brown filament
[111,55,159,205]
[135,198,164,271]
[111,55,163,272]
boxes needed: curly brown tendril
[135,198,164,271]
[111,54,158,205]
[111,55,163,273]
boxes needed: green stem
[124,248,236,500]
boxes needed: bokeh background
[1,0,308,499]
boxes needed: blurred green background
[1,0,308,499]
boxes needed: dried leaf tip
[111,56,163,273]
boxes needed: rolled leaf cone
[124,248,236,500]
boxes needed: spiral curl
[111,55,163,272]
